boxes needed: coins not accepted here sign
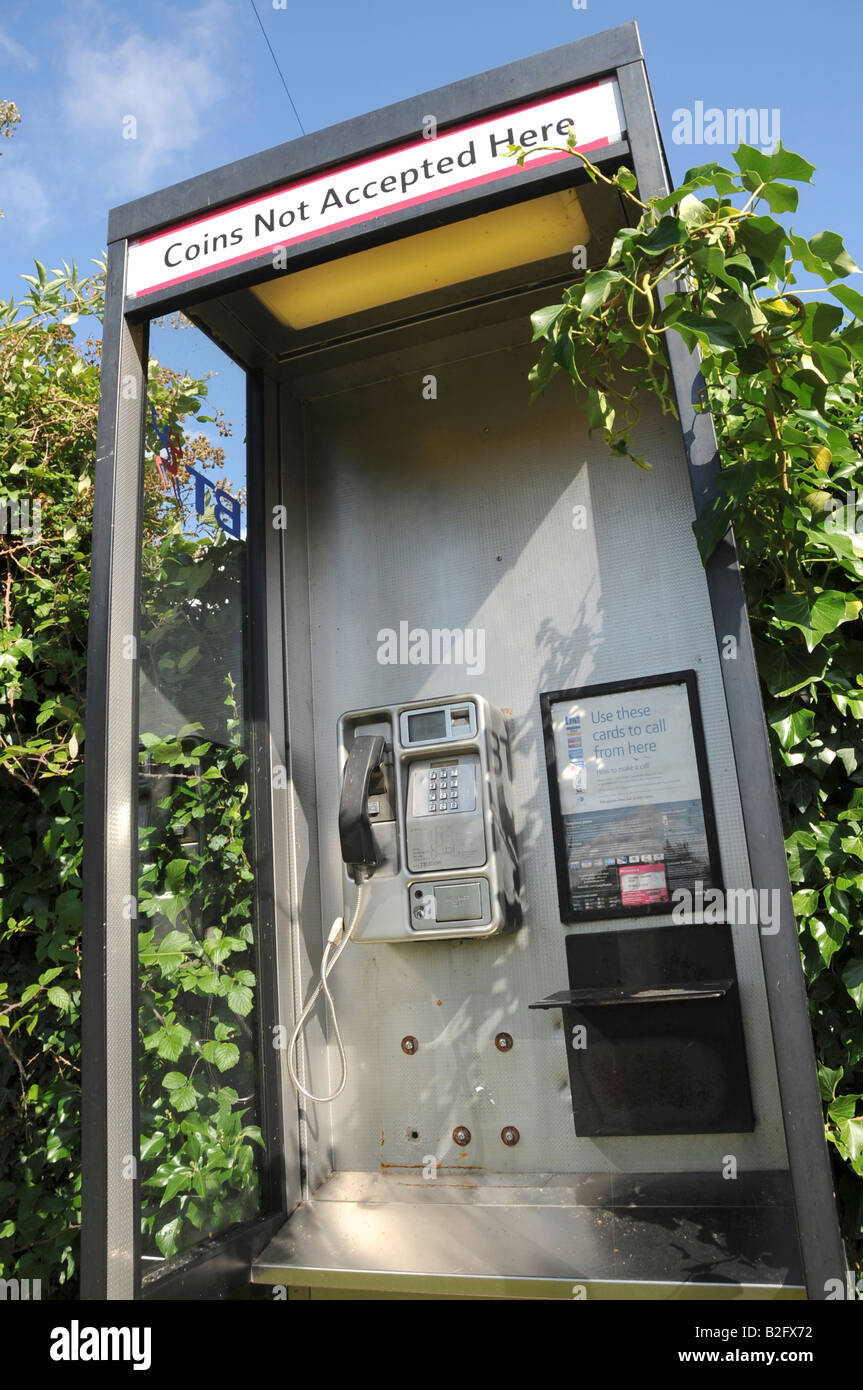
[126,77,625,299]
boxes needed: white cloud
[0,162,52,237]
[0,25,38,72]
[60,0,235,192]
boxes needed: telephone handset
[289,695,520,1103]
[338,734,385,875]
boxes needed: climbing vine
[522,136,863,1274]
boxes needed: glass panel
[137,329,263,1268]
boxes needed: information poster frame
[541,669,723,924]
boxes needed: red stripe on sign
[130,135,612,300]
[131,78,605,253]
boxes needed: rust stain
[380,1129,385,1147]
[436,999,442,1006]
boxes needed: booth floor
[250,1169,805,1299]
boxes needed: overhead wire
[248,0,307,135]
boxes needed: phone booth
[83,22,847,1300]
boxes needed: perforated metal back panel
[294,328,788,1180]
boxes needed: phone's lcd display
[408,710,447,742]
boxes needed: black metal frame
[540,670,723,925]
[83,18,847,1301]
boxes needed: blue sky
[1,0,861,471]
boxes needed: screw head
[494,1032,513,1052]
[452,1125,471,1147]
[401,1036,418,1055]
[501,1125,520,1147]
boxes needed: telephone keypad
[412,755,477,817]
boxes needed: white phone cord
[287,878,367,1105]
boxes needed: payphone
[337,694,520,942]
[288,694,521,1102]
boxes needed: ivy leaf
[834,1119,863,1170]
[154,1217,182,1259]
[810,915,847,968]
[530,304,566,341]
[140,1132,166,1162]
[769,706,815,750]
[578,269,621,322]
[828,1094,860,1124]
[692,495,734,561]
[819,1067,844,1102]
[771,590,858,650]
[842,958,863,1011]
[161,1170,192,1204]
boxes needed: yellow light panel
[251,188,590,330]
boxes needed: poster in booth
[541,672,722,922]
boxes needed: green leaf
[672,312,739,352]
[759,181,798,214]
[157,1022,192,1062]
[769,706,815,750]
[140,1132,166,1162]
[772,590,859,650]
[578,270,620,322]
[155,1216,182,1259]
[808,230,860,279]
[737,216,787,277]
[692,495,734,561]
[817,1065,844,1102]
[47,985,71,1012]
[828,1094,860,1124]
[802,301,845,344]
[842,958,863,1011]
[226,983,254,1017]
[638,215,683,257]
[164,858,189,895]
[530,304,566,341]
[678,194,712,228]
[168,1082,198,1112]
[733,144,772,182]
[810,915,847,968]
[830,283,863,323]
[200,1040,240,1072]
[766,145,815,183]
[161,1170,192,1203]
